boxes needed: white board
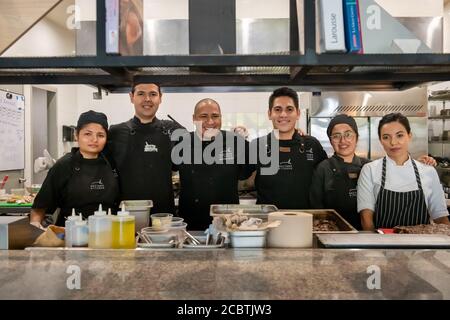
[0,90,25,171]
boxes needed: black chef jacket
[174,131,253,230]
[251,131,327,209]
[310,154,370,230]
[107,116,184,214]
[32,148,119,226]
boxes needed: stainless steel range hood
[309,87,428,160]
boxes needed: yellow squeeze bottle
[112,203,135,249]
[88,204,112,249]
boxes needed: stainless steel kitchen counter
[0,248,449,299]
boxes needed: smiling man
[172,98,252,230]
[107,82,184,214]
[251,87,327,209]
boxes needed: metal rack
[0,0,449,92]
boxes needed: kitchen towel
[267,211,312,248]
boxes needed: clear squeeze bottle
[65,209,81,248]
[72,214,89,247]
[112,203,135,249]
[88,204,112,249]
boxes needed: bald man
[172,98,253,230]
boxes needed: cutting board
[0,202,32,207]
[317,233,450,248]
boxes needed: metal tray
[284,209,358,233]
[181,234,226,249]
[137,242,176,249]
[317,233,450,248]
[210,204,278,218]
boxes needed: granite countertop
[1,248,450,299]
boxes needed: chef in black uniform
[173,98,253,230]
[251,87,327,209]
[309,115,369,229]
[107,82,183,214]
[30,111,119,227]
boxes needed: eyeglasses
[330,131,356,142]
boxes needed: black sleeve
[32,161,69,213]
[311,136,328,166]
[309,160,328,209]
[238,138,255,180]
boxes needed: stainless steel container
[284,209,358,233]
[210,204,278,219]
[229,230,267,248]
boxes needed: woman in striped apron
[357,113,450,231]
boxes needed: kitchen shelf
[429,140,450,144]
[0,0,449,92]
[429,116,450,120]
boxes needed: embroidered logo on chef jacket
[305,147,314,161]
[279,159,293,170]
[218,147,234,161]
[90,179,105,190]
[348,188,357,198]
[144,141,158,152]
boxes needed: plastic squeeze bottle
[72,214,89,247]
[65,209,81,248]
[112,203,135,249]
[88,204,112,249]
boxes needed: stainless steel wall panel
[143,19,189,55]
[236,19,289,54]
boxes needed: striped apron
[374,157,429,228]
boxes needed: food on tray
[313,218,339,232]
[393,223,450,236]
[3,194,34,204]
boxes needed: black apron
[256,132,316,209]
[178,132,241,230]
[324,156,363,230]
[374,157,429,228]
[57,152,119,226]
[118,119,174,214]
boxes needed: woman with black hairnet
[309,115,368,230]
[30,110,119,227]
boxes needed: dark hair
[378,113,411,139]
[131,80,162,95]
[268,87,299,110]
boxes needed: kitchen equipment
[310,87,428,160]
[229,230,267,248]
[120,200,153,232]
[286,209,358,233]
[170,217,184,226]
[316,233,450,248]
[72,218,88,247]
[137,241,176,249]
[267,211,312,248]
[112,204,135,249]
[0,216,44,249]
[210,204,278,219]
[182,233,226,249]
[65,209,81,248]
[150,213,173,230]
[440,109,450,116]
[88,204,112,249]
